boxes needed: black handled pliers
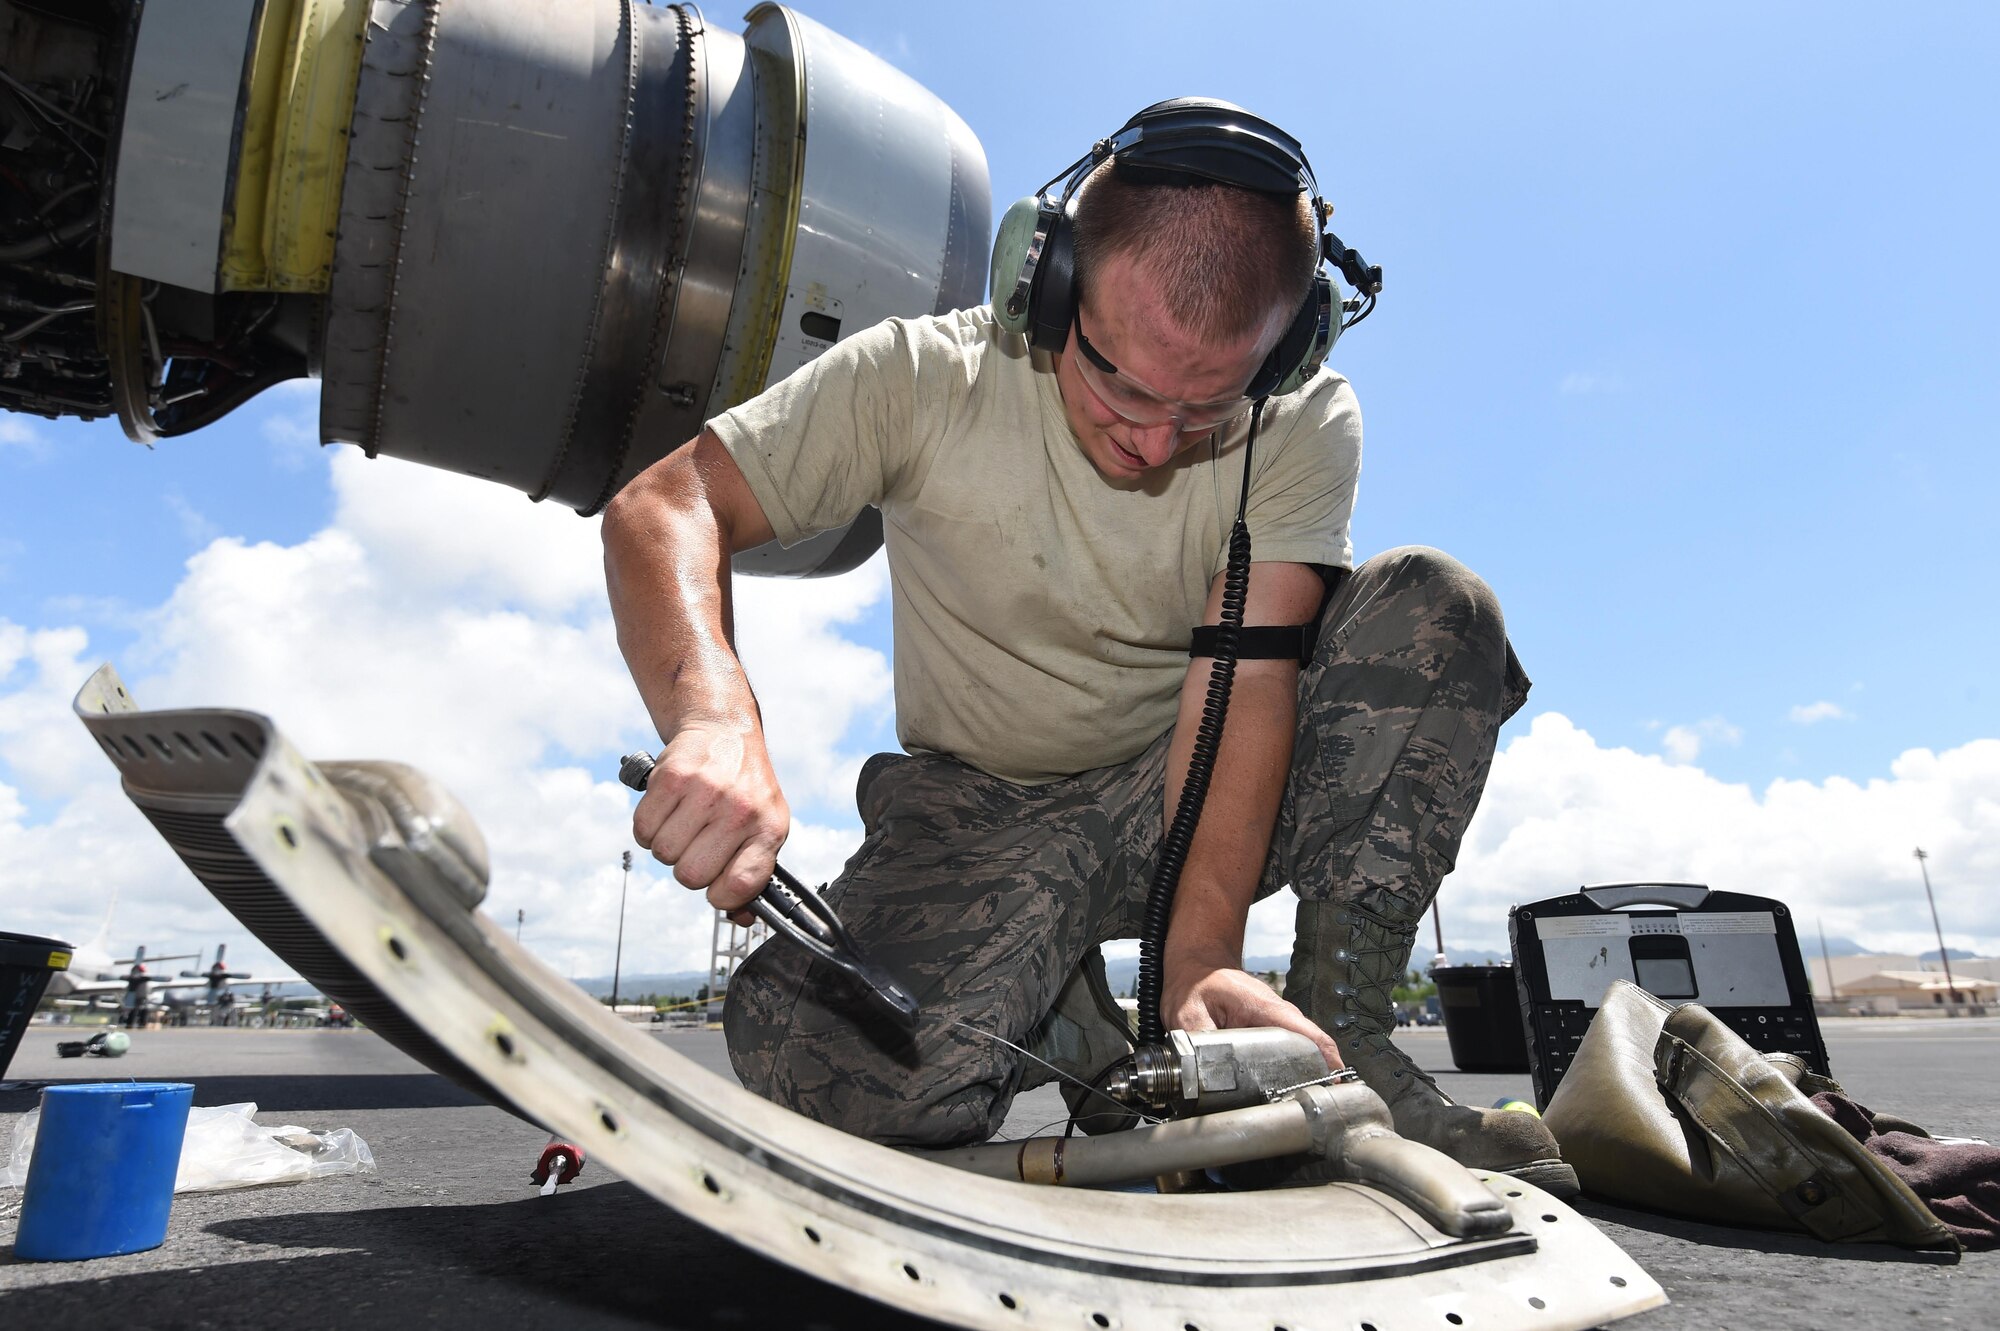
[618,752,920,1030]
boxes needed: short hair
[1071,161,1318,346]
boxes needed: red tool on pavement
[531,1137,586,1196]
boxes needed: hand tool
[618,751,919,1029]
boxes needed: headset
[986,97,1383,400]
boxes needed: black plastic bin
[1433,963,1531,1072]
[1,931,74,1081]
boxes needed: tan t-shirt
[711,306,1362,785]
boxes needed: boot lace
[1328,902,1443,1094]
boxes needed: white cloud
[0,774,212,947]
[0,620,103,798]
[0,415,49,458]
[1247,713,2000,961]
[257,381,320,470]
[325,447,607,615]
[862,30,914,62]
[1790,700,1851,725]
[165,491,222,545]
[733,557,892,809]
[1660,714,1740,764]
[10,450,1997,993]
[0,452,891,979]
[1558,371,1626,396]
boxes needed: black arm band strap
[1188,624,1313,665]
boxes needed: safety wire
[1133,400,1266,1045]
[948,1019,1166,1137]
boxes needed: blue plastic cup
[13,1082,194,1261]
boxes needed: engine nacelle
[0,0,990,574]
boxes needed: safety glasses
[1070,307,1253,433]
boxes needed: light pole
[613,850,632,1011]
[515,908,524,943]
[1914,847,1959,1008]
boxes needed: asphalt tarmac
[2,1018,1994,1330]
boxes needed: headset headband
[1107,98,1314,196]
[1035,101,1313,209]
[990,98,1381,393]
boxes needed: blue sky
[3,2,1995,973]
[824,0,2000,791]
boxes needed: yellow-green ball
[1493,1098,1539,1117]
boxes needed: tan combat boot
[1290,899,1579,1197]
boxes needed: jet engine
[0,0,990,574]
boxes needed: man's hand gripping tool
[618,752,920,1030]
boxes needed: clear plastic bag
[2,1101,375,1193]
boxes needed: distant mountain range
[570,970,711,1000]
[1793,939,1979,961]
[1813,935,1879,956]
[1101,955,1292,999]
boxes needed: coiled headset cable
[1133,399,1266,1045]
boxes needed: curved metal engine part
[74,665,1666,1331]
[1,0,988,574]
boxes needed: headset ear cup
[1268,271,1340,397]
[1028,196,1077,352]
[989,196,1047,336]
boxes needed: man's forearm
[604,436,796,908]
[1157,560,1321,978]
[601,443,758,740]
[1154,620,1344,1070]
[1159,661,1299,969]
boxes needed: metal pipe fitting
[1107,1026,1337,1116]
[940,1077,1513,1239]
[937,1096,1321,1189]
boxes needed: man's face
[1054,250,1290,482]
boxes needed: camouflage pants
[725,546,1529,1148]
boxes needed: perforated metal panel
[77,666,1667,1331]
